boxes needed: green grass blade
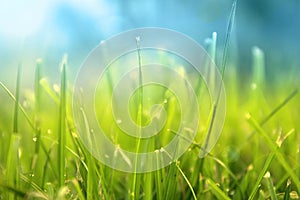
[58,55,68,187]
[130,36,143,200]
[252,46,265,88]
[248,152,275,200]
[246,113,300,194]
[207,155,242,194]
[220,0,237,78]
[5,64,22,200]
[0,81,35,129]
[176,161,197,200]
[41,143,57,188]
[71,179,86,200]
[35,59,42,117]
[164,162,178,200]
[5,134,21,200]
[264,171,278,200]
[20,173,45,195]
[202,0,237,154]
[283,179,291,200]
[206,178,231,200]
[39,78,60,104]
[246,88,298,140]
[13,63,22,133]
[144,172,153,200]
[155,151,163,200]
[31,59,43,174]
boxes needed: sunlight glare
[0,1,51,37]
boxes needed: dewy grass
[0,49,299,199]
[1,1,300,199]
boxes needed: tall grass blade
[5,64,22,200]
[221,0,237,78]
[130,36,143,200]
[58,55,68,187]
[13,63,21,133]
[31,59,43,174]
[202,0,237,154]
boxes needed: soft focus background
[0,0,299,86]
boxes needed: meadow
[0,1,300,200]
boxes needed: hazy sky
[0,0,299,84]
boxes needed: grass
[0,53,299,200]
[1,2,300,200]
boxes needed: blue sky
[0,0,299,84]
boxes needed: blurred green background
[0,0,299,86]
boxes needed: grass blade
[176,161,197,200]
[246,88,298,141]
[201,0,237,155]
[31,59,43,174]
[5,64,22,200]
[39,78,60,104]
[130,36,143,200]
[58,55,68,187]
[0,81,35,129]
[206,178,231,200]
[246,113,300,194]
[248,152,275,200]
[264,171,278,200]
[13,63,22,133]
[221,0,237,78]
[284,179,291,200]
[164,162,178,200]
[71,179,86,200]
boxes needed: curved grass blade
[176,161,197,200]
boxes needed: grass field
[0,47,300,200]
[1,2,300,200]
